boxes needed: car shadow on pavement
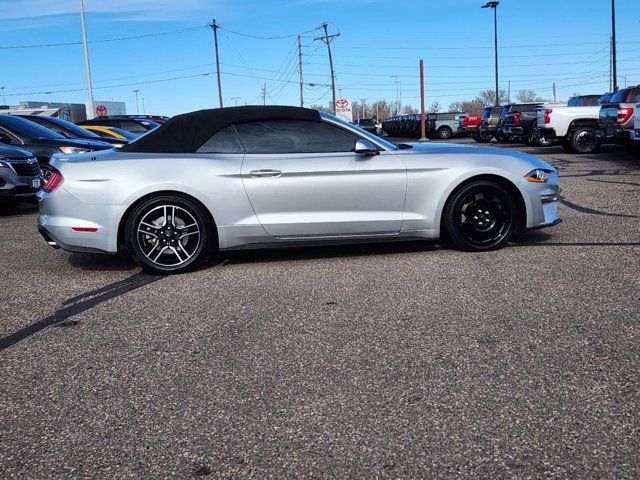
[511,230,640,248]
[67,251,138,272]
[221,240,442,265]
[0,272,162,352]
[0,201,38,217]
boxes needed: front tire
[442,181,518,251]
[125,195,215,274]
[437,126,453,140]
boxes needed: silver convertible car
[37,106,560,274]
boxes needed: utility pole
[142,97,146,115]
[392,76,402,114]
[79,0,95,119]
[419,59,427,142]
[609,36,613,92]
[261,83,266,106]
[507,80,511,103]
[314,23,340,114]
[482,1,500,106]
[210,19,224,107]
[552,82,556,102]
[133,89,140,114]
[298,34,304,107]
[0,87,5,105]
[611,0,618,92]
[231,97,241,106]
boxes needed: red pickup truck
[458,114,482,136]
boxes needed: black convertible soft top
[120,106,321,153]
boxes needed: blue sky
[1,0,639,116]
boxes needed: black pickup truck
[500,102,554,146]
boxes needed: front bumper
[518,174,561,231]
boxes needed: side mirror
[355,139,379,156]
[0,133,12,144]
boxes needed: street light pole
[482,1,500,106]
[133,89,140,114]
[79,0,95,119]
[611,0,618,92]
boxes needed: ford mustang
[37,106,560,274]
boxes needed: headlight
[0,159,8,168]
[524,169,552,183]
[59,146,90,154]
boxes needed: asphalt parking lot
[1,137,639,478]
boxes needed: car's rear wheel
[443,181,518,251]
[569,127,599,154]
[437,126,453,140]
[125,195,215,274]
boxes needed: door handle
[250,169,282,178]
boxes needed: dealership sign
[335,98,353,122]
[95,104,108,116]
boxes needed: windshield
[0,114,66,140]
[610,88,640,103]
[33,116,102,139]
[358,119,375,125]
[322,113,399,150]
[107,127,137,140]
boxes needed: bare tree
[449,99,485,114]
[515,89,545,102]
[428,101,441,113]
[476,89,508,107]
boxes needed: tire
[437,127,453,140]
[568,127,599,154]
[125,195,215,274]
[473,133,492,143]
[442,181,518,252]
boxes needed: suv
[429,112,464,139]
[0,145,41,207]
[501,102,565,145]
[475,106,503,142]
[533,95,603,154]
[597,85,640,145]
[355,118,378,134]
[77,117,160,136]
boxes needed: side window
[234,120,360,154]
[197,126,244,153]
[122,121,147,135]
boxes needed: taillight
[514,112,521,125]
[544,109,553,124]
[43,170,63,192]
[617,107,634,124]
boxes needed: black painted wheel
[569,128,599,154]
[125,195,215,274]
[473,133,493,143]
[443,181,518,251]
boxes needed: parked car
[0,145,41,207]
[459,114,482,136]
[597,85,640,146]
[502,102,565,146]
[80,125,138,142]
[38,106,560,275]
[355,118,378,134]
[0,115,113,180]
[94,114,169,124]
[76,117,160,136]
[17,115,129,148]
[475,106,503,143]
[532,95,602,153]
[429,112,465,139]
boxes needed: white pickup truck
[533,94,602,154]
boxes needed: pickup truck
[458,114,481,136]
[533,95,603,154]
[502,102,565,146]
[597,85,640,146]
[631,103,640,157]
[475,106,503,142]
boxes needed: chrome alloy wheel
[137,205,201,267]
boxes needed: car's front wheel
[442,181,518,251]
[125,195,215,274]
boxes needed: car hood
[397,142,555,171]
[0,144,34,159]
[32,138,114,150]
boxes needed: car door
[235,119,406,238]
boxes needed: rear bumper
[596,126,631,143]
[533,127,558,140]
[631,130,640,143]
[502,125,525,136]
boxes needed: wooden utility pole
[298,34,304,107]
[611,0,618,92]
[419,59,427,142]
[210,19,223,108]
[314,23,340,114]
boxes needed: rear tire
[473,133,492,143]
[442,181,518,252]
[568,127,599,154]
[125,195,215,275]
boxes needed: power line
[0,26,207,49]
[217,25,321,40]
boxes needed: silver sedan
[37,106,560,274]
